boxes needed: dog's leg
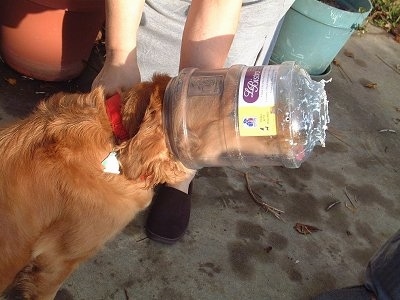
[4,226,94,300]
[4,254,80,300]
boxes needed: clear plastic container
[163,61,329,169]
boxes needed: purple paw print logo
[243,117,257,128]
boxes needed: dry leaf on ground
[343,50,355,58]
[363,82,378,89]
[294,223,321,235]
[4,78,17,86]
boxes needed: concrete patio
[0,23,399,299]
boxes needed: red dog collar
[105,93,129,143]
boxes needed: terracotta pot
[0,0,105,81]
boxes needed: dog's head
[117,74,191,187]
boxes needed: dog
[0,74,191,299]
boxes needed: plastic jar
[163,61,329,169]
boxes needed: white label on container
[238,65,278,136]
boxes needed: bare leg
[166,170,196,193]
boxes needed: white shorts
[137,0,295,80]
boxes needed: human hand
[92,48,141,96]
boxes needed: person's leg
[136,0,195,244]
[365,229,400,299]
[312,286,374,300]
[313,229,400,300]
[137,0,295,244]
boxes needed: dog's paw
[2,288,25,300]
[54,289,74,300]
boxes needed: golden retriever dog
[0,74,190,299]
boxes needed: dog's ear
[118,74,189,186]
[121,74,171,138]
[119,129,188,187]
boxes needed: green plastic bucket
[271,0,372,75]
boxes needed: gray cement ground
[0,23,399,299]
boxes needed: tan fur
[0,74,189,299]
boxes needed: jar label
[238,66,278,136]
